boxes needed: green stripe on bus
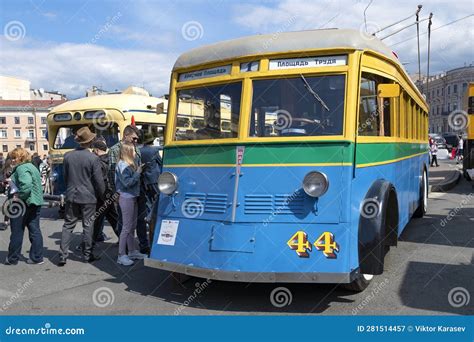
[163,142,428,166]
[356,143,429,165]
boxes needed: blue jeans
[8,204,43,263]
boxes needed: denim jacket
[115,160,140,197]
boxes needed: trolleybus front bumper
[144,258,358,283]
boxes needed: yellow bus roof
[173,28,399,70]
[49,93,167,114]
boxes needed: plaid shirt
[108,141,142,192]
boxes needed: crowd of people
[1,124,162,267]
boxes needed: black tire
[413,170,427,218]
[343,273,373,292]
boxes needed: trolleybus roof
[49,93,166,113]
[173,28,399,70]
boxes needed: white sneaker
[128,250,147,260]
[117,255,134,266]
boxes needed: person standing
[430,141,439,167]
[115,142,147,266]
[5,148,44,265]
[140,134,162,221]
[58,127,105,266]
[457,135,464,164]
[108,125,149,253]
[91,138,119,243]
[0,156,12,231]
[39,156,51,193]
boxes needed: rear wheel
[413,170,427,218]
[343,273,373,292]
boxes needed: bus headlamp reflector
[158,172,178,195]
[302,171,329,197]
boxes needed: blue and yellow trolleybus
[145,29,429,291]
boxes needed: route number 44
[287,231,339,258]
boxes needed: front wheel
[343,273,373,292]
[413,170,427,218]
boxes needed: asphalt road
[0,165,472,316]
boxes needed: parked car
[442,133,460,152]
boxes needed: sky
[0,0,473,99]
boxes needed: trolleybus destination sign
[179,65,232,82]
[269,55,347,70]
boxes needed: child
[115,142,146,266]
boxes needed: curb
[429,170,461,192]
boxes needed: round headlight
[302,171,329,197]
[158,172,178,195]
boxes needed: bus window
[358,73,392,136]
[250,75,345,137]
[175,82,242,140]
[53,124,119,149]
[136,123,165,146]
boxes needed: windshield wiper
[300,74,330,112]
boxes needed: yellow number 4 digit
[287,231,312,257]
[314,232,339,258]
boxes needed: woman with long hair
[115,142,146,266]
[5,147,44,265]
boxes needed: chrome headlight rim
[158,171,178,195]
[302,171,329,198]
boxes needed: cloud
[232,0,474,75]
[0,37,177,98]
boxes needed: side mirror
[378,84,400,98]
[156,102,165,115]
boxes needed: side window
[406,97,412,139]
[358,73,392,136]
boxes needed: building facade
[0,75,67,155]
[424,65,474,133]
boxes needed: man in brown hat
[58,126,105,266]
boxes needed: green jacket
[11,162,43,206]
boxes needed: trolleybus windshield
[53,124,119,149]
[250,74,345,137]
[174,82,242,141]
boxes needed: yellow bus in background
[463,83,474,180]
[46,86,167,207]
